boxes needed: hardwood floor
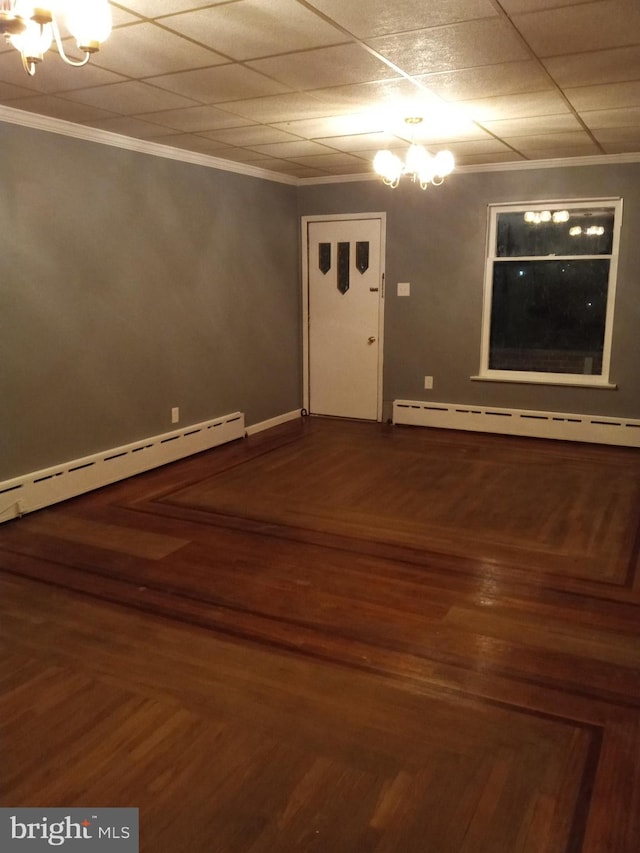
[1,416,639,852]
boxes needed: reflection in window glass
[496,208,615,257]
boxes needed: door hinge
[381,272,385,298]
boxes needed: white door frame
[301,212,387,421]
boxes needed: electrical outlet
[397,281,410,297]
[424,376,433,390]
[171,407,180,424]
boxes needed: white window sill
[471,374,617,390]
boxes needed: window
[478,199,622,386]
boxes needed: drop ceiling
[1,0,639,181]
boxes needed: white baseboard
[245,409,301,436]
[393,400,640,447]
[0,412,245,523]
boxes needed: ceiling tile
[116,1,232,16]
[109,8,144,25]
[298,0,497,38]
[81,116,182,138]
[139,104,253,132]
[3,95,115,124]
[313,131,406,151]
[543,46,640,89]
[247,44,398,90]
[272,113,387,138]
[0,80,37,100]
[401,117,490,144]
[481,113,583,137]
[160,0,347,61]
[524,145,604,160]
[511,0,640,57]
[150,65,290,103]
[154,134,235,154]
[321,163,372,175]
[310,79,444,119]
[367,18,531,76]
[290,151,370,168]
[429,138,515,155]
[565,81,640,112]
[501,131,598,151]
[500,0,602,11]
[416,61,553,102]
[200,125,302,146]
[92,22,228,77]
[250,158,309,174]
[454,151,526,165]
[248,139,339,158]
[459,90,572,122]
[220,93,341,123]
[381,111,485,145]
[211,147,277,163]
[279,165,328,178]
[0,48,126,94]
[592,126,640,144]
[580,107,640,130]
[63,81,200,114]
[601,143,640,155]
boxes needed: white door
[306,216,384,420]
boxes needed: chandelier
[373,117,455,189]
[0,1,112,77]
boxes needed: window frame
[476,198,623,388]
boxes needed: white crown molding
[457,152,640,172]
[0,104,297,186]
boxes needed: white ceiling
[1,0,639,179]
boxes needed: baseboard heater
[0,411,245,524]
[393,400,640,448]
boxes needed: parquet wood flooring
[1,417,640,852]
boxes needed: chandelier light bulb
[405,143,429,174]
[64,0,112,52]
[9,1,33,16]
[373,150,404,187]
[373,117,455,190]
[434,150,455,178]
[0,0,112,74]
[9,15,52,60]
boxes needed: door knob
[368,336,376,344]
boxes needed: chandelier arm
[52,19,91,67]
[20,53,36,77]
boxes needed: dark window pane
[489,260,610,374]
[496,208,615,257]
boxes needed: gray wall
[0,122,301,480]
[298,163,640,422]
[3,119,639,483]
